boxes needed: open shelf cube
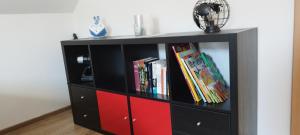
[90,45,126,92]
[63,45,94,87]
[167,42,231,111]
[123,44,159,93]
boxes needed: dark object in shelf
[76,55,94,82]
[80,66,93,82]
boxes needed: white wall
[0,0,79,14]
[72,0,294,135]
[0,14,73,130]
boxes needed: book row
[133,58,168,96]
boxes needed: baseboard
[0,106,71,134]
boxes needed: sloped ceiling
[0,0,79,14]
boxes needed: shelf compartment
[63,45,95,86]
[167,42,230,111]
[123,44,159,93]
[90,45,126,92]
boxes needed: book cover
[133,60,142,92]
[152,62,158,94]
[137,57,155,92]
[183,52,213,103]
[172,45,201,102]
[181,58,207,103]
[156,62,162,95]
[144,58,159,92]
[201,53,228,90]
[152,60,166,95]
[162,67,167,96]
[182,49,229,103]
[137,59,146,92]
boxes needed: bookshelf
[61,28,258,135]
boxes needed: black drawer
[72,107,100,131]
[70,85,98,109]
[172,105,230,135]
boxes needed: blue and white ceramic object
[89,16,108,37]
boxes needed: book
[192,53,225,103]
[133,59,143,92]
[152,61,158,94]
[157,63,162,95]
[134,57,157,92]
[144,58,159,92]
[201,53,229,92]
[181,58,207,103]
[151,59,167,95]
[162,66,167,96]
[172,44,201,102]
[182,52,212,103]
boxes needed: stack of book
[133,58,168,96]
[172,43,229,103]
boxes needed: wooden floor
[4,109,102,135]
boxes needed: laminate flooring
[4,109,102,135]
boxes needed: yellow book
[173,47,201,102]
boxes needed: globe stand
[203,20,220,33]
[205,25,220,33]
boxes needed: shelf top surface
[62,28,256,45]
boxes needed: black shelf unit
[61,28,258,135]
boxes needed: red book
[133,60,143,92]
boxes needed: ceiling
[0,0,79,14]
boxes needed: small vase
[134,14,144,36]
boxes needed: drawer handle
[83,114,88,118]
[80,96,85,99]
[196,121,202,126]
[132,118,136,122]
[123,116,128,120]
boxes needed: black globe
[193,0,230,33]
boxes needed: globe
[193,0,230,33]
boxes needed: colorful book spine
[172,46,201,102]
[162,67,167,96]
[181,58,207,103]
[147,62,154,93]
[152,62,158,94]
[183,52,212,103]
[201,53,227,88]
[133,60,142,92]
[156,63,162,95]
[144,58,158,92]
